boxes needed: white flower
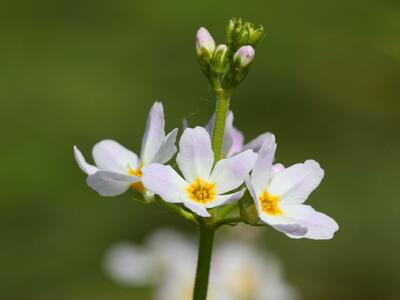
[103,243,155,286]
[73,102,178,196]
[246,135,339,239]
[103,229,298,300]
[205,110,274,157]
[103,229,196,288]
[141,126,257,217]
[146,228,198,278]
[213,241,298,300]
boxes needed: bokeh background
[1,0,400,299]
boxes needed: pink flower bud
[195,27,216,56]
[234,45,255,66]
[271,163,285,177]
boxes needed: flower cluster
[74,18,338,255]
[104,228,298,300]
[196,19,262,92]
[74,18,339,300]
[74,99,338,240]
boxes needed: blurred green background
[1,0,400,299]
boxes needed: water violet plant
[74,18,338,300]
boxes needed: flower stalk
[193,224,216,300]
[154,196,199,225]
[192,87,230,300]
[192,18,264,300]
[211,90,231,162]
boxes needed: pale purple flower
[73,102,178,197]
[195,27,216,56]
[142,127,257,217]
[205,110,273,157]
[234,45,255,66]
[246,135,339,240]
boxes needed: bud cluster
[195,18,265,92]
[226,18,264,51]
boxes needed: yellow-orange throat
[127,163,145,192]
[186,178,216,204]
[258,190,282,215]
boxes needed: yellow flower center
[259,190,282,215]
[186,178,216,204]
[127,162,145,192]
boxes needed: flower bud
[195,27,216,58]
[142,190,155,203]
[248,26,264,46]
[245,204,260,225]
[212,44,228,73]
[226,18,265,50]
[234,45,255,67]
[271,163,285,177]
[225,19,236,45]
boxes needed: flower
[234,45,255,67]
[205,110,273,158]
[246,135,339,239]
[73,102,178,197]
[226,18,265,49]
[212,44,229,72]
[103,228,299,300]
[103,243,155,286]
[213,241,298,300]
[195,27,216,57]
[141,126,257,217]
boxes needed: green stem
[192,89,230,300]
[193,224,216,300]
[154,197,199,225]
[215,217,243,227]
[217,201,239,219]
[211,90,231,162]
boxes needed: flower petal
[251,203,310,238]
[87,171,138,197]
[210,150,257,194]
[176,127,214,182]
[242,132,274,153]
[224,112,244,157]
[74,145,98,175]
[182,200,211,217]
[141,164,187,203]
[250,134,276,196]
[246,176,262,214]
[269,160,324,205]
[205,189,245,208]
[140,102,166,164]
[278,204,339,240]
[272,223,309,237]
[205,111,244,158]
[151,128,178,164]
[92,140,138,174]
